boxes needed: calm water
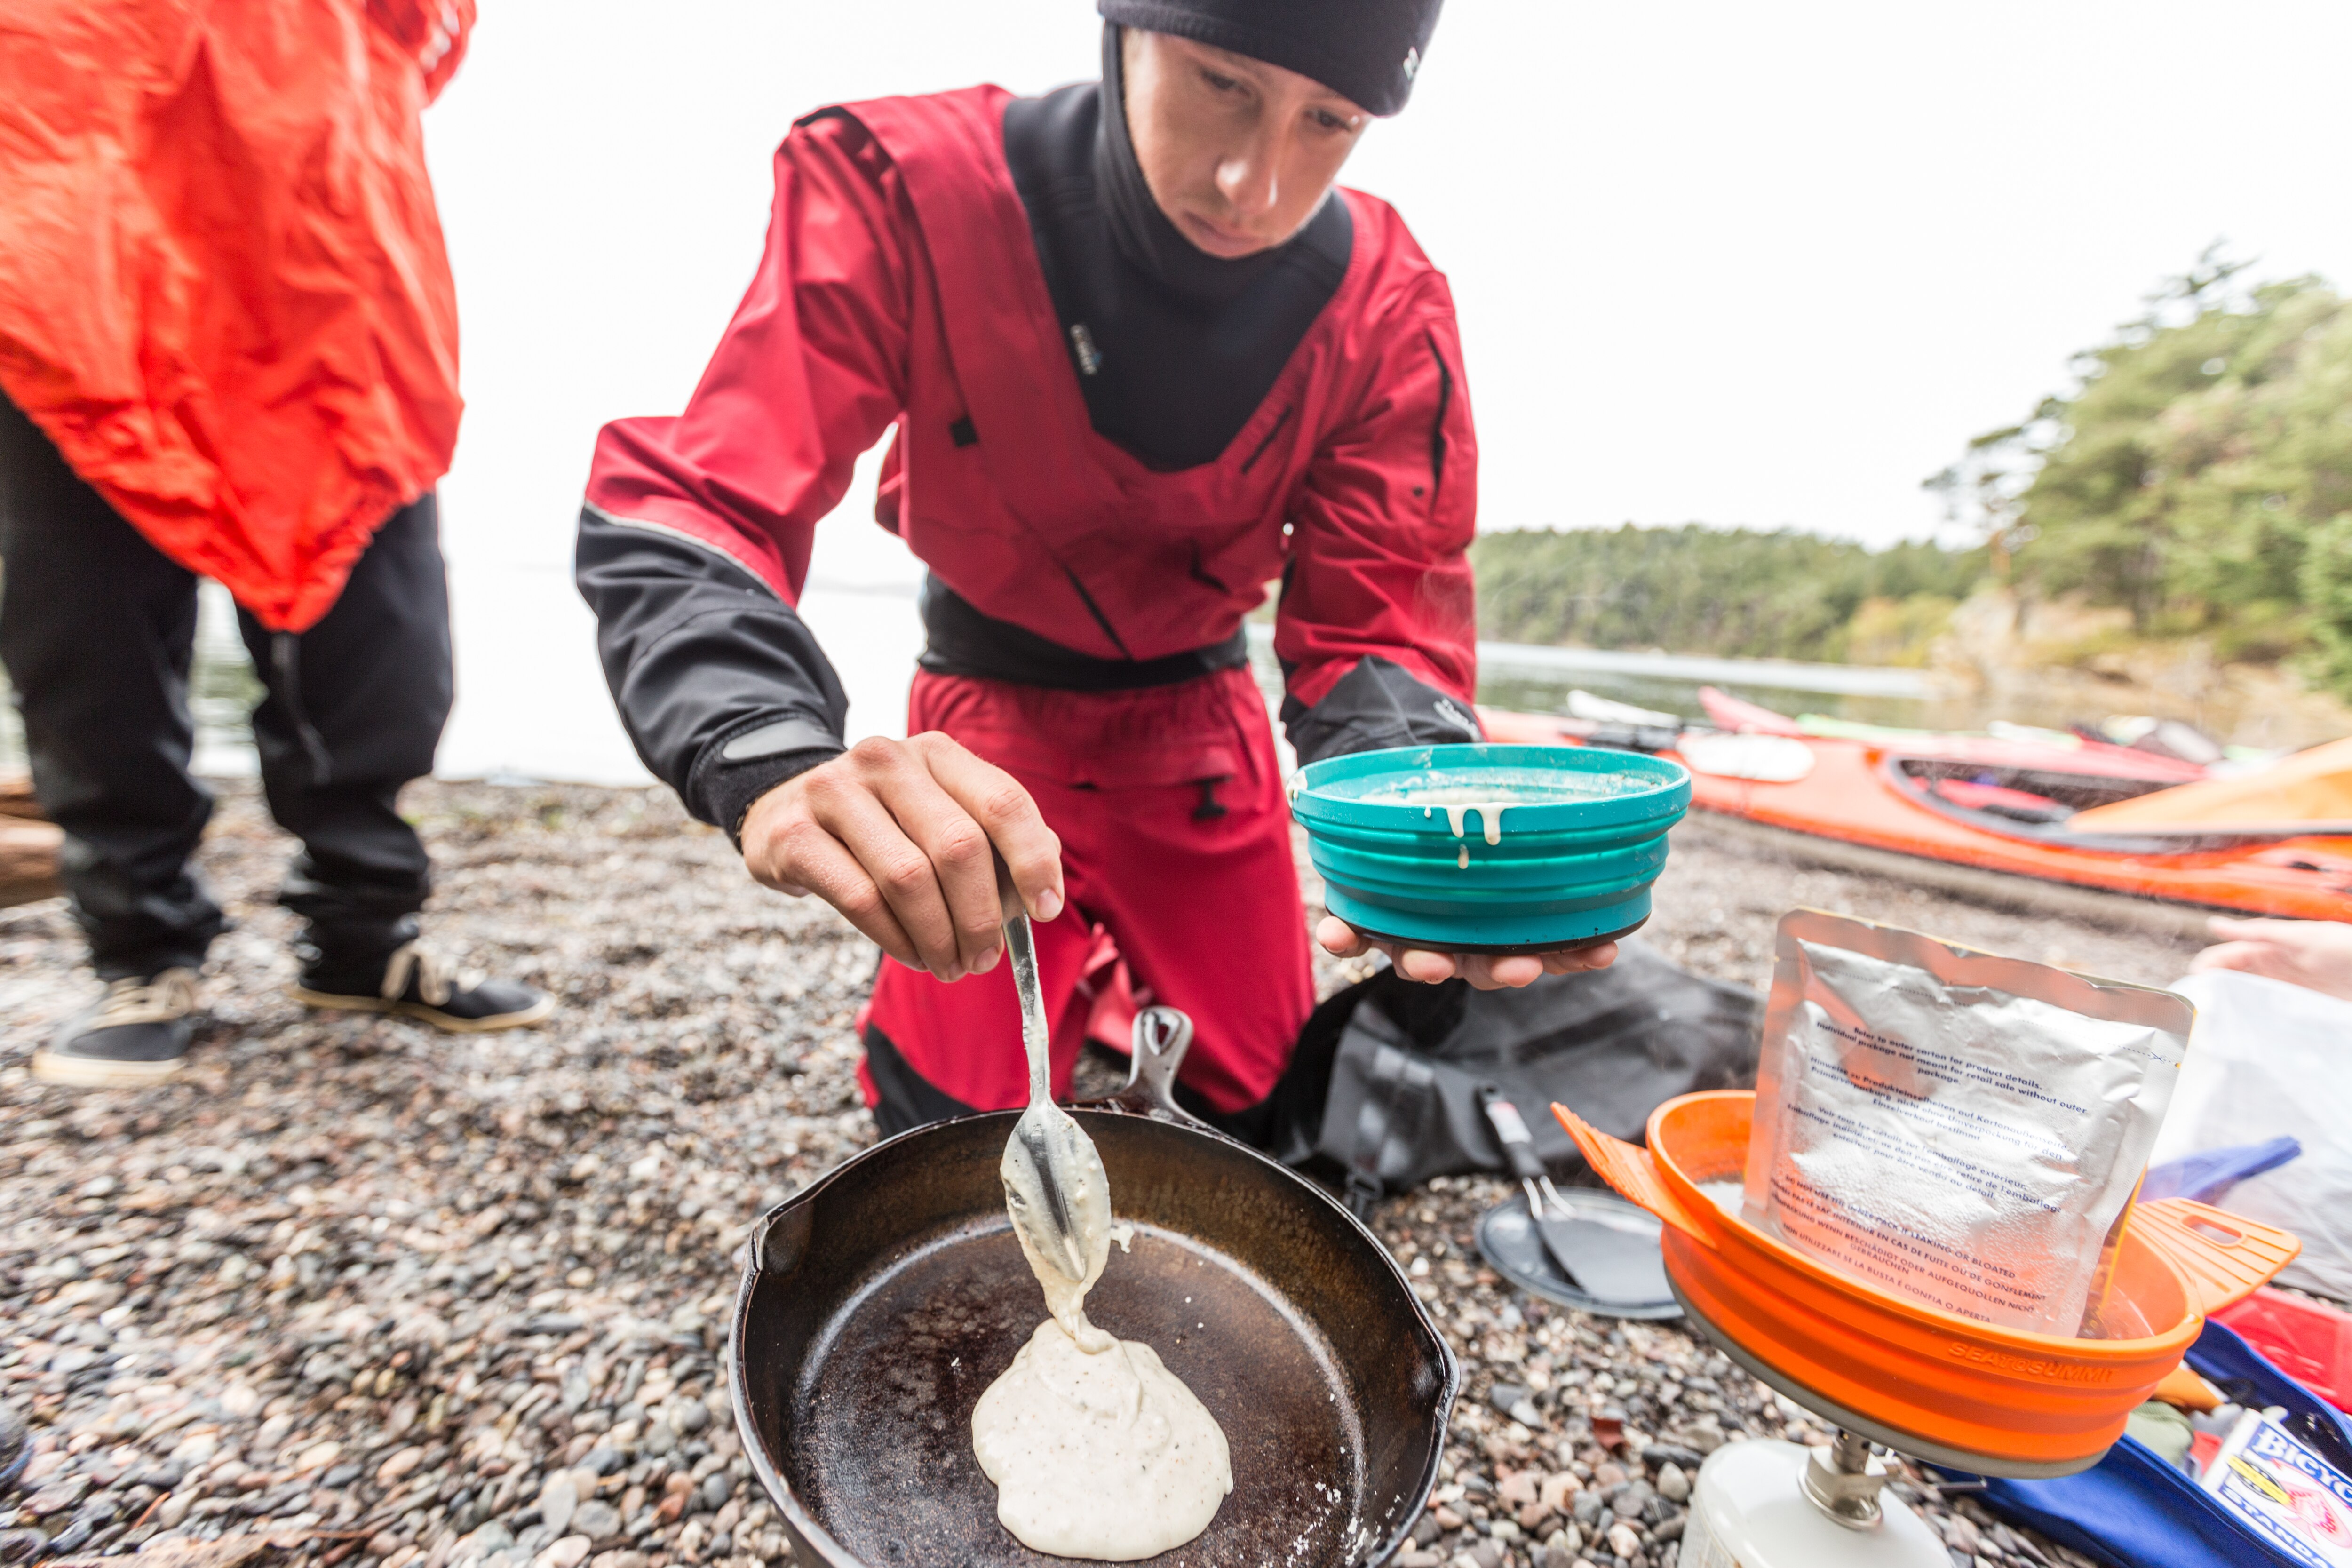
[0,581,1948,783]
[1471,637,1934,730]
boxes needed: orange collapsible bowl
[1554,1091,2302,1477]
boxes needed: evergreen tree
[1939,248,2352,681]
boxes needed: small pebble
[1674,1417,1727,1455]
[466,1523,516,1556]
[570,1500,623,1544]
[1946,1513,1985,1555]
[537,1472,579,1538]
[167,1433,218,1466]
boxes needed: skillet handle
[1120,1006,1194,1114]
[1550,1101,1713,1249]
[1083,1005,1213,1125]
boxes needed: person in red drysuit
[578,0,1616,1138]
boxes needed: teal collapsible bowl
[1290,743,1692,954]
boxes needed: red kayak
[1478,706,2352,920]
[1695,687,2208,786]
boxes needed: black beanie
[1095,0,1443,117]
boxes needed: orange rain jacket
[0,0,472,632]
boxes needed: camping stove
[1679,1429,1949,1568]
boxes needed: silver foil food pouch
[1743,910,2192,1337]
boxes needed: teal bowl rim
[1289,742,1692,832]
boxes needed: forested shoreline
[1475,259,2352,697]
[1471,526,1983,668]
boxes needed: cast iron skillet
[729,1013,1458,1568]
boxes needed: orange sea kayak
[1478,707,2352,920]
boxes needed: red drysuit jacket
[578,86,1481,831]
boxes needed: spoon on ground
[997,872,1110,1288]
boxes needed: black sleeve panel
[575,507,849,838]
[1279,653,1483,768]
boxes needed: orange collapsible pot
[1556,1091,2302,1477]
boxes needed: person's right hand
[2190,916,2352,1003]
[739,733,1064,982]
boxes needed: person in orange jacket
[0,0,552,1086]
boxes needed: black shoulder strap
[1343,1040,1437,1219]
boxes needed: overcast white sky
[419,0,2352,780]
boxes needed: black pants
[0,397,453,979]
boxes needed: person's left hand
[1315,916,1616,989]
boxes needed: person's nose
[1214,126,1282,224]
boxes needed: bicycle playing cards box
[2202,1409,2352,1566]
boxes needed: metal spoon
[998,876,1109,1285]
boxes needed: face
[1120,29,1371,259]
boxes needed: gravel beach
[0,781,2202,1568]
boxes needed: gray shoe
[31,968,198,1087]
[291,940,554,1033]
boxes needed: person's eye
[1310,108,1354,134]
[1199,67,1242,94]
